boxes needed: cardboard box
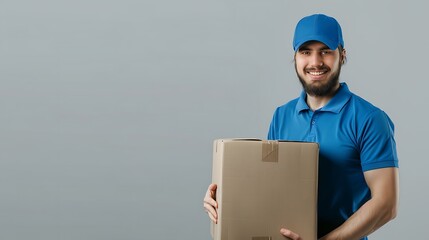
[211,139,319,240]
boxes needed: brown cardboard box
[211,139,319,240]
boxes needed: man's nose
[309,53,323,67]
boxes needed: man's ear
[341,48,347,65]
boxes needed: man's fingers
[208,183,217,190]
[207,183,217,197]
[203,195,218,209]
[203,183,219,223]
[207,210,218,224]
[203,202,218,219]
[204,184,218,208]
[280,228,301,240]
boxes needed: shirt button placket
[308,113,318,142]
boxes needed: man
[203,14,399,240]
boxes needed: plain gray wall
[0,0,426,239]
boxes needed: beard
[296,62,342,97]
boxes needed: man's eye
[301,51,310,55]
[321,50,331,55]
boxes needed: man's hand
[280,228,302,240]
[203,183,218,223]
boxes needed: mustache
[304,66,330,72]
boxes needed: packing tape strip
[262,140,279,162]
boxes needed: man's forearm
[320,168,399,240]
[320,197,397,240]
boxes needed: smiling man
[204,14,399,240]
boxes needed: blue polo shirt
[268,83,398,239]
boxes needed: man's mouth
[307,71,326,76]
[306,68,329,76]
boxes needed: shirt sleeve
[359,109,399,171]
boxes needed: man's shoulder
[346,92,392,125]
[348,91,382,113]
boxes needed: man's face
[294,41,344,97]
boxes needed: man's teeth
[308,71,325,75]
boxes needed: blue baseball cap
[293,14,344,51]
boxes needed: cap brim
[294,35,339,51]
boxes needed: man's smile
[306,67,329,76]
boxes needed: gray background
[0,0,426,239]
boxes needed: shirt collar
[296,82,352,114]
